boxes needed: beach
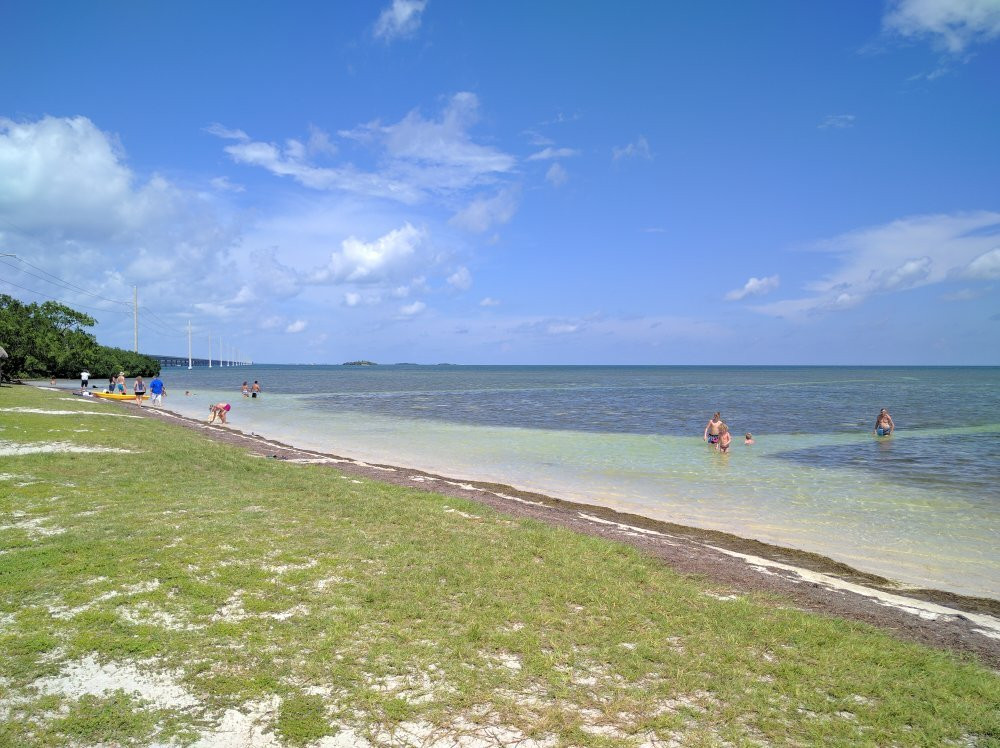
[125,398,998,666]
[116,364,1000,601]
[3,384,999,747]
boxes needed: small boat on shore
[91,391,149,401]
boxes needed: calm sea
[136,365,999,599]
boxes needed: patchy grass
[0,385,998,747]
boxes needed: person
[108,374,115,393]
[81,369,90,389]
[718,424,732,453]
[208,402,231,424]
[50,375,57,385]
[149,374,165,407]
[703,412,723,446]
[874,408,894,437]
[133,375,146,406]
[116,372,126,394]
[241,381,250,397]
[744,432,754,445]
[251,380,261,398]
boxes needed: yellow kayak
[91,391,149,401]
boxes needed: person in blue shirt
[149,375,165,407]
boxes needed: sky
[1,0,998,365]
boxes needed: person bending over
[208,403,231,424]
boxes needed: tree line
[0,294,160,381]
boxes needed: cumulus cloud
[0,115,239,323]
[285,320,307,333]
[480,297,500,307]
[819,114,856,129]
[344,292,362,307]
[450,187,519,233]
[883,0,1000,53]
[447,266,472,290]
[545,163,568,187]
[374,0,428,41]
[959,247,1000,279]
[752,212,1000,318]
[612,136,652,161]
[308,222,426,284]
[725,275,781,301]
[400,300,426,315]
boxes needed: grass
[0,384,998,746]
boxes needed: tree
[0,294,160,380]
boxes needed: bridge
[148,355,252,369]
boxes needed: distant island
[342,360,377,366]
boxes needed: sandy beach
[130,400,1000,670]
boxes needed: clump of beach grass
[0,385,997,746]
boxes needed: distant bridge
[148,355,252,369]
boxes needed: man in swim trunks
[704,412,723,445]
[874,408,894,437]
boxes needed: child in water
[718,424,732,453]
[744,432,754,445]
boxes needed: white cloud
[527,147,579,161]
[447,267,472,290]
[884,0,1000,53]
[545,163,568,187]
[725,275,781,301]
[546,322,579,335]
[285,320,307,333]
[308,222,425,284]
[260,316,284,330]
[374,0,428,41]
[344,292,362,307]
[400,301,426,316]
[480,297,500,307]
[224,93,515,202]
[960,247,1000,279]
[0,115,239,322]
[753,212,1000,318]
[204,123,249,141]
[819,114,856,129]
[612,136,652,161]
[450,187,519,233]
[210,176,245,193]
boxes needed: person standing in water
[718,424,732,453]
[703,412,723,446]
[251,380,261,398]
[874,408,895,437]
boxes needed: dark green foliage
[0,294,159,379]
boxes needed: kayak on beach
[89,391,149,401]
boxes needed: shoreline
[108,395,1000,668]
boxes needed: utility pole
[133,286,138,353]
[208,334,212,368]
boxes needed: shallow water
[77,365,1000,598]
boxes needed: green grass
[0,385,998,746]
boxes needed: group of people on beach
[77,369,165,407]
[207,379,263,425]
[704,407,894,452]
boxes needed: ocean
[130,365,999,599]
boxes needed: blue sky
[1,0,998,365]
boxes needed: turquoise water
[140,365,998,598]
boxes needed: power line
[0,255,131,306]
[0,276,128,317]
